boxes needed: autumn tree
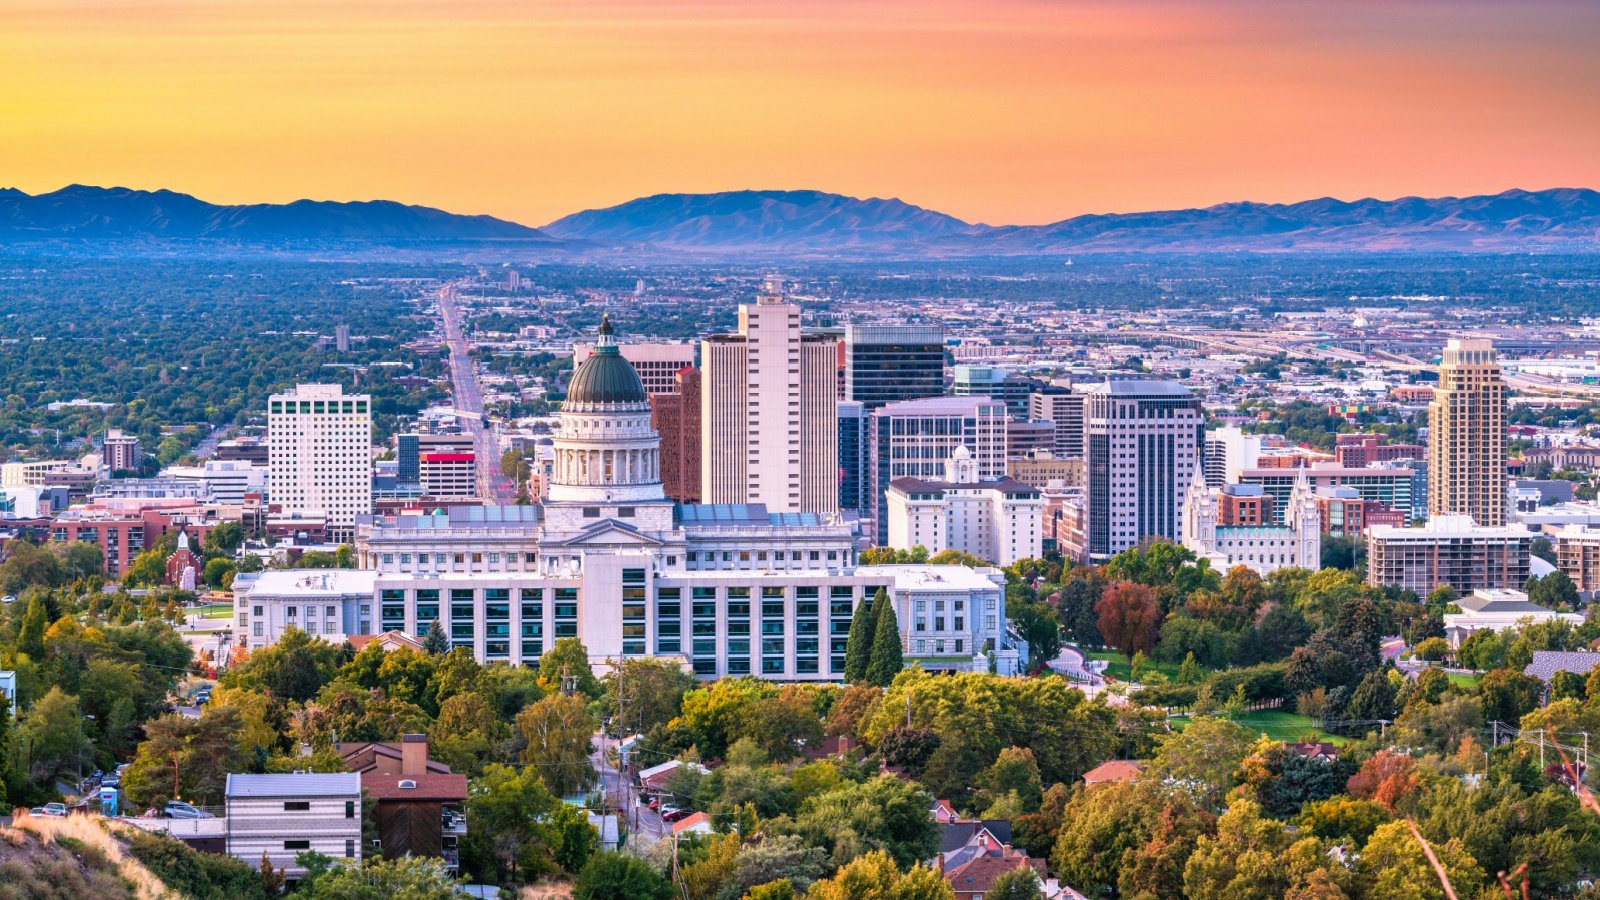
[1095,581,1161,661]
[1357,820,1483,900]
[516,692,596,795]
[535,637,602,699]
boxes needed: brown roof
[945,851,1046,897]
[346,631,427,653]
[361,773,467,802]
[1082,760,1143,784]
[337,741,453,775]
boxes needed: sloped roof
[361,772,467,801]
[1525,650,1600,682]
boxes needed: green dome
[567,315,648,405]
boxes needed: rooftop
[874,396,1006,417]
[1082,379,1194,397]
[855,564,1004,592]
[241,569,378,597]
[361,772,468,801]
[226,773,361,798]
[676,503,821,527]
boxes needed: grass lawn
[197,603,232,619]
[1446,672,1480,689]
[1086,649,1189,683]
[1172,709,1348,745]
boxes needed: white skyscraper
[268,384,373,542]
[701,278,839,514]
[1084,380,1203,560]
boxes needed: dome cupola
[566,314,648,408]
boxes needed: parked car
[163,801,213,819]
[101,773,121,788]
[30,803,68,817]
[661,807,693,823]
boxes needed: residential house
[345,631,428,654]
[224,773,363,878]
[340,734,466,872]
[1082,760,1143,786]
[671,812,715,837]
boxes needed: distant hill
[0,184,557,243]
[980,187,1600,252]
[542,189,984,252]
[545,187,1600,253]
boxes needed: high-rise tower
[1428,338,1506,527]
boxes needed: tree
[1301,796,1390,844]
[1357,820,1484,900]
[294,856,459,899]
[202,557,237,590]
[222,625,343,703]
[602,656,694,736]
[123,709,251,809]
[1150,717,1254,808]
[422,619,448,654]
[979,747,1043,814]
[1051,780,1214,897]
[983,869,1043,900]
[866,592,904,687]
[1056,572,1104,646]
[1414,637,1450,662]
[13,686,89,789]
[202,521,243,559]
[1007,596,1061,668]
[781,776,940,871]
[1525,571,1580,611]
[432,691,506,776]
[1477,668,1543,724]
[536,637,602,699]
[16,594,48,658]
[1096,581,1161,661]
[464,763,563,884]
[878,726,942,776]
[1346,750,1418,812]
[804,851,954,900]
[573,853,674,900]
[740,684,825,761]
[516,692,596,795]
[123,548,168,586]
[844,590,882,683]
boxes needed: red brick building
[649,367,702,503]
[1335,434,1426,469]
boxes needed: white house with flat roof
[1442,589,1585,648]
[225,773,363,877]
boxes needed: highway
[436,283,519,505]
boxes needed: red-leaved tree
[1095,580,1162,661]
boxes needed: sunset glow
[3,0,1598,225]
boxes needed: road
[436,283,518,505]
[591,734,669,848]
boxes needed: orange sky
[3,0,1598,226]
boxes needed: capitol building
[238,318,1019,680]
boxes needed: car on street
[30,803,68,817]
[163,800,213,819]
[661,807,693,823]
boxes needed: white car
[30,803,68,817]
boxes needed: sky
[3,0,1599,226]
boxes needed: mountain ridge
[0,184,556,243]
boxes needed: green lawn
[1173,709,1350,745]
[1446,672,1479,689]
[196,603,232,619]
[1086,649,1188,683]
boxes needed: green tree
[422,619,449,654]
[1007,596,1061,668]
[878,726,942,777]
[1300,796,1390,844]
[16,594,48,658]
[202,521,244,559]
[294,856,458,899]
[463,763,563,884]
[573,853,674,900]
[978,747,1043,814]
[123,548,169,587]
[222,625,343,703]
[804,851,953,900]
[1477,668,1543,724]
[1150,716,1254,808]
[1051,780,1214,898]
[601,656,694,736]
[123,708,251,809]
[202,557,237,589]
[535,637,602,699]
[1525,571,1580,610]
[843,590,881,683]
[866,592,904,686]
[983,869,1043,900]
[516,692,596,795]
[1357,820,1483,900]
[780,776,940,871]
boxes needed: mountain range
[0,184,553,243]
[3,184,1598,254]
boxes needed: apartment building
[1428,338,1508,526]
[268,384,373,542]
[1366,515,1532,594]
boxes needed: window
[285,840,311,850]
[284,801,310,811]
[345,800,356,818]
[345,838,355,858]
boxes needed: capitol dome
[566,315,647,408]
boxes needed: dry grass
[518,879,576,899]
[5,810,175,899]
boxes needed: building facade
[1238,463,1417,523]
[1428,338,1508,526]
[1366,515,1532,594]
[1183,469,1320,574]
[268,384,373,542]
[843,323,946,410]
[701,281,839,514]
[101,429,142,472]
[573,341,697,396]
[1084,380,1204,561]
[224,774,363,878]
[951,366,1035,419]
[1028,387,1085,460]
[839,401,870,513]
[870,396,1009,545]
[649,367,702,503]
[885,448,1044,566]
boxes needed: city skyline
[4,0,1599,226]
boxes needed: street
[591,734,669,848]
[435,283,519,506]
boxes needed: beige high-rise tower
[701,278,839,514]
[1428,338,1506,527]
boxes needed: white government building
[884,447,1045,566]
[238,318,1020,679]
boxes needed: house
[341,734,466,872]
[224,773,363,878]
[1082,760,1143,786]
[930,798,961,824]
[637,759,709,799]
[1442,590,1585,648]
[1285,742,1340,762]
[671,811,715,837]
[935,819,1013,871]
[1524,650,1600,685]
[587,812,621,852]
[345,631,428,654]
[935,829,1067,900]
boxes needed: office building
[951,366,1036,419]
[1314,487,1406,537]
[1183,469,1320,574]
[217,436,270,466]
[1029,386,1085,459]
[397,434,475,487]
[268,384,373,542]
[701,280,839,514]
[1335,433,1426,469]
[1005,420,1056,460]
[1554,525,1600,594]
[1365,515,1532,594]
[1238,463,1417,524]
[418,451,477,499]
[573,341,697,396]
[649,367,702,503]
[1428,338,1508,526]
[843,323,945,410]
[885,448,1044,566]
[101,429,142,472]
[870,396,1008,545]
[1006,449,1083,489]
[1203,426,1262,487]
[839,401,870,513]
[1083,381,1204,561]
[334,324,351,352]
[162,460,269,504]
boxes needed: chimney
[400,733,428,776]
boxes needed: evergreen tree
[843,589,882,683]
[423,619,449,655]
[866,593,904,687]
[17,594,48,658]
